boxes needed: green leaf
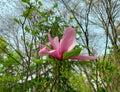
[53,4,58,8]
[14,18,19,24]
[77,31,82,35]
[25,26,30,33]
[98,87,107,92]
[32,30,38,35]
[31,59,44,65]
[22,0,30,4]
[38,1,43,6]
[22,10,28,17]
[63,48,82,59]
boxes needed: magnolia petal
[48,50,62,60]
[39,47,50,55]
[59,27,76,55]
[48,50,57,57]
[69,55,97,60]
[48,35,61,59]
[39,44,62,59]
[40,44,48,49]
[39,44,52,55]
[67,40,76,51]
[39,46,59,58]
[53,37,59,48]
[48,32,57,50]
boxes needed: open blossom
[39,27,97,61]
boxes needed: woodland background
[0,0,120,92]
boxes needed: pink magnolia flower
[39,27,97,61]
